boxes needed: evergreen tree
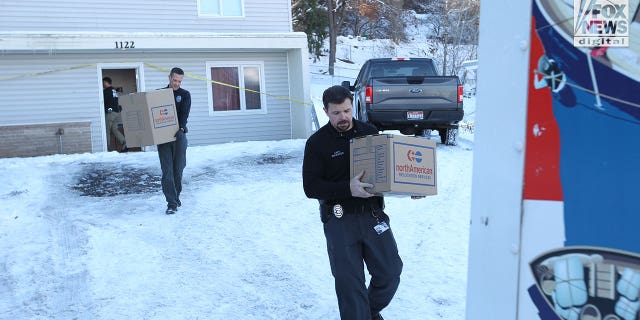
[292,0,329,61]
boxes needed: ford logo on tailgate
[409,88,423,94]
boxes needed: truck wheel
[414,129,430,138]
[440,128,458,146]
[401,127,417,135]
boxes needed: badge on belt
[333,204,343,218]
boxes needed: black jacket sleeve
[302,138,352,201]
[178,90,191,130]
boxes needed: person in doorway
[102,77,128,152]
[303,85,419,320]
[158,67,191,215]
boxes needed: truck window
[374,61,437,77]
[371,68,385,77]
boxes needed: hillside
[307,11,477,137]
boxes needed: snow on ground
[0,83,474,320]
[1,17,476,319]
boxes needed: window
[207,62,266,114]
[198,0,244,17]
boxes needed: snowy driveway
[0,137,471,319]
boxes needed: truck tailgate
[369,76,460,110]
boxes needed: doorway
[101,67,141,152]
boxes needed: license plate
[407,111,424,120]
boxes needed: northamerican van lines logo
[397,148,432,178]
[152,104,176,128]
[407,150,422,163]
[574,0,629,47]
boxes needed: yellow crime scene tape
[0,63,98,81]
[0,62,482,131]
[0,62,314,107]
[143,62,313,106]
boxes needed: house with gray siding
[0,0,311,158]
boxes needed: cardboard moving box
[119,88,178,147]
[350,134,437,196]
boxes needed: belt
[321,200,381,215]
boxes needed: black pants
[157,130,187,207]
[323,209,403,320]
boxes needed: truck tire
[415,129,431,138]
[401,127,417,135]
[439,128,458,146]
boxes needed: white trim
[205,61,267,117]
[97,66,107,152]
[287,0,294,33]
[0,32,308,51]
[286,53,293,138]
[286,47,311,138]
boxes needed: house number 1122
[115,41,135,49]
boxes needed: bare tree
[387,0,406,44]
[327,0,350,75]
[350,0,382,37]
[426,0,479,76]
[292,0,478,76]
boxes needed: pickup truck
[341,58,464,145]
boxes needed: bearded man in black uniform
[303,85,409,320]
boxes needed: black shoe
[372,313,384,320]
[165,205,178,215]
[177,199,182,207]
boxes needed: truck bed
[368,76,461,111]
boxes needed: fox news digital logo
[574,0,629,47]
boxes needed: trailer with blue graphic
[466,0,640,319]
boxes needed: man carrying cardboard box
[302,85,423,320]
[158,67,191,215]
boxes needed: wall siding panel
[0,50,293,156]
[0,0,291,33]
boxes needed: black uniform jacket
[302,119,383,211]
[165,85,191,131]
[103,86,119,112]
